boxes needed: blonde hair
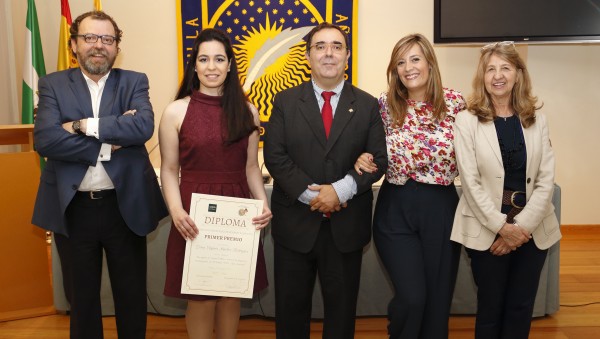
[467,43,540,128]
[386,34,446,126]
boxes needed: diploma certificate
[181,193,263,298]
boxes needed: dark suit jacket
[264,81,387,253]
[31,68,168,237]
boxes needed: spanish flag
[94,0,102,11]
[57,0,78,71]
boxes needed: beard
[80,48,116,76]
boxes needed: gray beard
[80,48,116,76]
[82,57,114,76]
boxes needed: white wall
[5,0,598,224]
[1,0,19,125]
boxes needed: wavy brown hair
[386,34,446,126]
[467,43,540,128]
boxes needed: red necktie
[321,91,335,138]
[321,91,335,218]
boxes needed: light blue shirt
[298,80,358,206]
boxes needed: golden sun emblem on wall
[206,0,325,136]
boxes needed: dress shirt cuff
[98,143,112,162]
[86,118,100,139]
[298,184,319,205]
[332,174,357,204]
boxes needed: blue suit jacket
[31,68,168,236]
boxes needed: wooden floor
[1,226,600,338]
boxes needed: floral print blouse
[380,88,466,186]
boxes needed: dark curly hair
[69,11,122,57]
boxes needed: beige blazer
[451,110,561,251]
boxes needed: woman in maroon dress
[159,28,271,339]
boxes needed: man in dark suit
[31,11,167,339]
[264,22,387,338]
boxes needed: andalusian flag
[57,0,78,71]
[22,0,46,125]
[94,0,103,11]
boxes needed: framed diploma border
[181,193,263,298]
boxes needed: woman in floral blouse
[355,34,465,339]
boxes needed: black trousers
[274,220,363,339]
[466,239,548,339]
[373,180,460,339]
[54,191,147,339]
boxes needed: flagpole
[94,0,103,11]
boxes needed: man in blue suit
[31,11,167,339]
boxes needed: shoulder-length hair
[175,28,257,144]
[467,43,540,128]
[386,33,446,126]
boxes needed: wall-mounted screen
[434,0,600,43]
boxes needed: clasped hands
[307,151,379,214]
[308,184,347,214]
[490,222,532,256]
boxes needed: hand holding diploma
[181,193,264,298]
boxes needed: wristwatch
[72,120,84,135]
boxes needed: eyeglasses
[481,41,515,51]
[309,42,347,53]
[72,34,117,45]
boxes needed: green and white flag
[22,0,46,125]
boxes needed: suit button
[72,185,78,190]
[527,178,531,184]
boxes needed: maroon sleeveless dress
[163,91,268,300]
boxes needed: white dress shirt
[298,79,358,205]
[78,71,115,191]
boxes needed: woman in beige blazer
[451,42,561,339]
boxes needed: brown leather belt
[502,190,525,208]
[502,190,525,223]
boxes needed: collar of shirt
[311,79,345,116]
[82,71,111,118]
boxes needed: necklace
[497,112,514,121]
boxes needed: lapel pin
[349,108,354,112]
